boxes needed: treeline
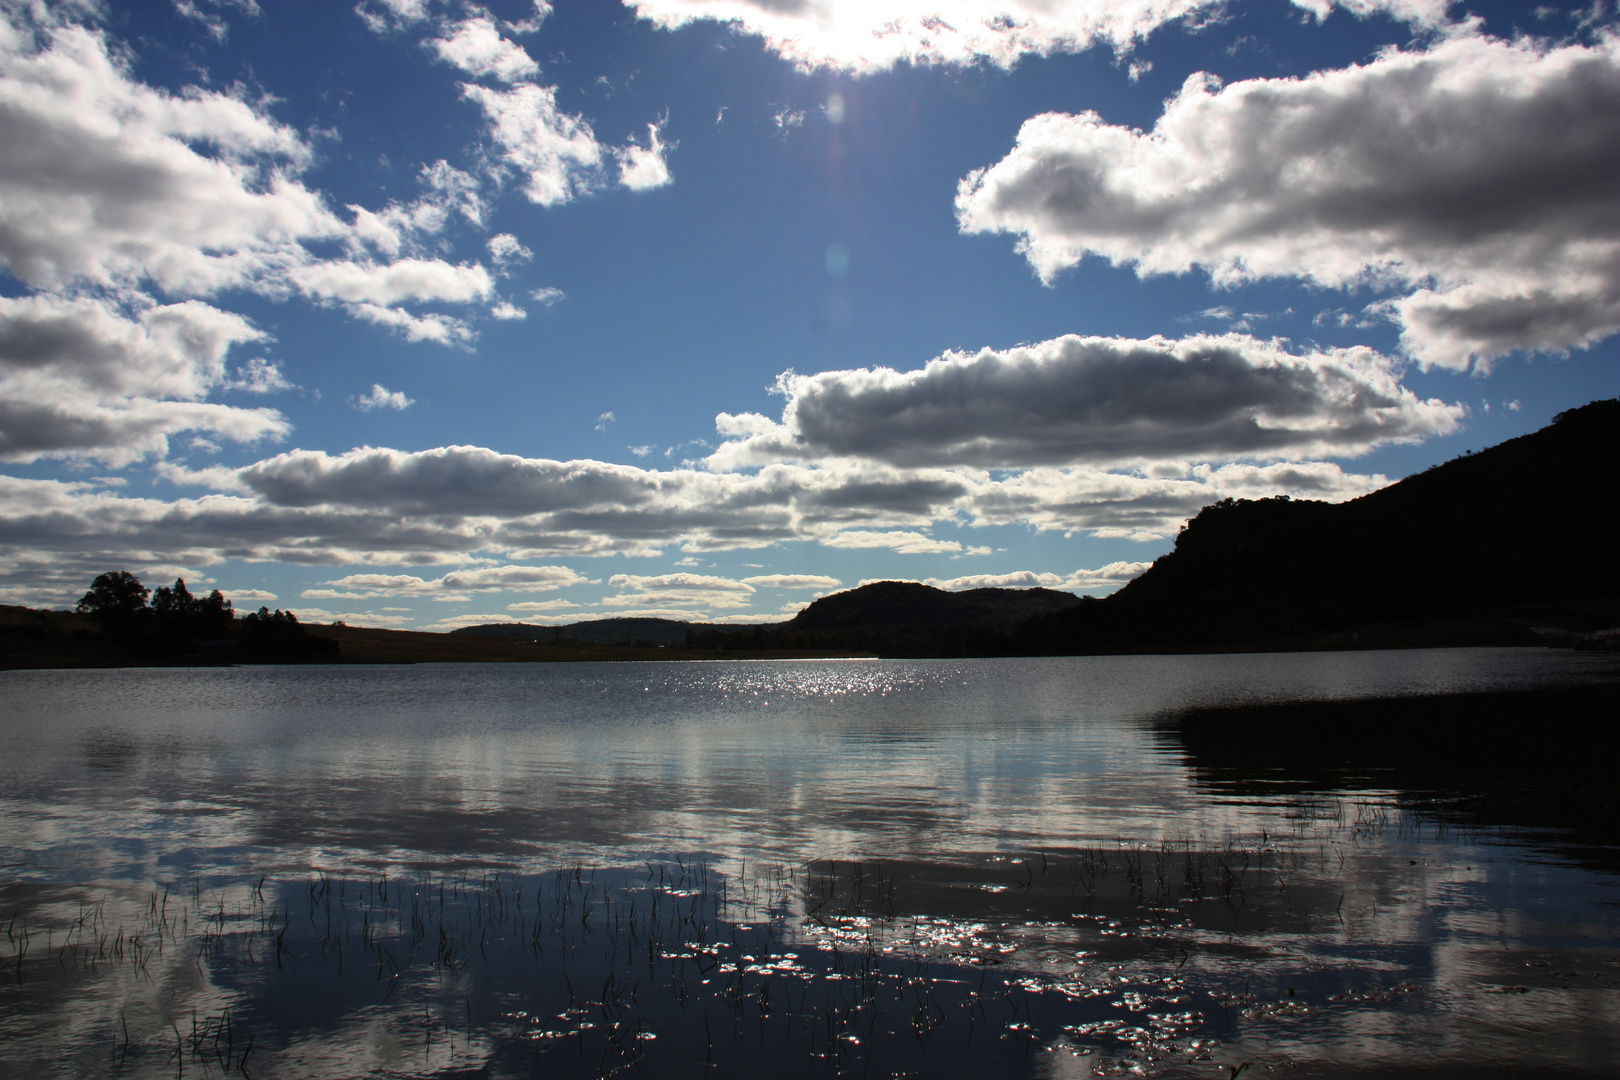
[74,571,338,661]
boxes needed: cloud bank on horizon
[0,0,1614,626]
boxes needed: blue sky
[2,0,1616,628]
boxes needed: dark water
[2,649,1617,1077]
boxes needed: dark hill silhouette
[453,617,755,648]
[688,582,1082,656]
[1029,397,1620,651]
[180,397,1617,663]
[791,581,1081,633]
[458,587,1082,657]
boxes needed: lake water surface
[2,649,1617,1078]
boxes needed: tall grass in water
[0,810,1549,1079]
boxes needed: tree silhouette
[69,571,335,660]
[76,571,150,639]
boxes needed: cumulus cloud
[352,384,414,412]
[741,574,842,589]
[601,571,757,609]
[302,563,587,599]
[228,357,295,394]
[441,564,589,591]
[487,233,533,267]
[507,598,580,612]
[354,0,433,33]
[462,81,607,205]
[711,334,1462,470]
[174,0,261,43]
[968,459,1386,541]
[223,587,278,603]
[295,606,416,628]
[428,14,539,82]
[347,303,474,345]
[0,16,340,295]
[358,3,672,207]
[629,0,1452,75]
[615,120,674,191]
[0,436,1395,602]
[821,530,966,555]
[346,161,484,254]
[923,561,1151,593]
[0,295,288,464]
[292,259,494,307]
[956,30,1620,370]
[0,5,508,470]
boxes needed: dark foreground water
[2,649,1617,1078]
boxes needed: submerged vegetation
[11,805,1606,1079]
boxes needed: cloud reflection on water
[0,651,1617,1077]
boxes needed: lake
[2,648,1617,1078]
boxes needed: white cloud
[362,6,671,211]
[462,81,607,206]
[0,17,342,295]
[347,303,474,345]
[600,571,757,610]
[347,161,484,255]
[223,587,278,604]
[294,605,415,628]
[0,440,1394,603]
[740,574,842,589]
[490,301,526,320]
[579,606,715,621]
[629,0,1452,75]
[924,570,1061,590]
[352,384,414,412]
[1061,560,1153,590]
[428,15,539,83]
[174,0,261,43]
[821,530,965,555]
[0,8,503,469]
[595,411,615,431]
[227,357,295,394]
[487,233,533,267]
[923,561,1151,592]
[290,255,491,344]
[0,295,288,464]
[503,2,553,36]
[507,598,580,612]
[710,333,1462,470]
[530,286,566,306]
[303,563,587,598]
[354,0,433,33]
[957,30,1620,370]
[441,564,588,591]
[615,119,674,191]
[419,612,534,630]
[292,258,493,306]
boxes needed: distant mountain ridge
[452,586,1084,649]
[451,617,750,648]
[456,399,1619,656]
[790,582,1082,632]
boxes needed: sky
[1,0,1617,630]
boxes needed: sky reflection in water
[1,648,1617,1077]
